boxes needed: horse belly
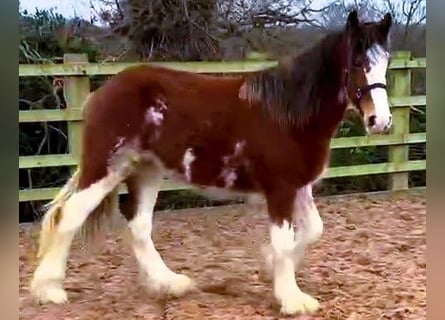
[145,132,259,195]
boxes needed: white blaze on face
[365,45,392,132]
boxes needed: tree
[377,0,426,48]
[92,0,220,60]
[91,0,332,60]
[216,0,330,31]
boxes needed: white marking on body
[107,138,142,177]
[30,172,123,304]
[220,168,237,188]
[114,137,125,150]
[264,185,323,315]
[365,44,392,131]
[182,148,196,181]
[145,107,164,126]
[127,165,195,296]
[109,136,127,159]
[144,99,168,126]
[219,140,247,188]
[234,141,246,156]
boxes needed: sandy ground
[19,191,426,320]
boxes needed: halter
[343,37,388,114]
[353,82,387,109]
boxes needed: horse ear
[346,10,360,32]
[379,12,393,36]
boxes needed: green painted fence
[18,51,426,202]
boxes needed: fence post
[388,51,411,190]
[63,53,90,172]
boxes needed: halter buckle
[355,88,362,100]
[355,83,386,104]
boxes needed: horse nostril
[368,115,376,127]
[389,115,392,124]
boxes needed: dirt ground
[19,191,426,320]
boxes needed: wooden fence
[18,51,426,202]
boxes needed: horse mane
[240,30,348,129]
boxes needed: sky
[20,0,424,26]
[20,0,336,20]
[20,0,94,19]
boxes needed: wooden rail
[19,52,426,202]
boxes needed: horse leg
[262,185,323,276]
[265,186,321,315]
[122,164,196,297]
[291,185,323,269]
[30,171,123,304]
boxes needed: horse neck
[300,99,348,139]
[291,34,350,143]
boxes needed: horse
[29,10,393,315]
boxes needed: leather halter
[343,39,388,114]
[354,82,387,106]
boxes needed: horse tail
[37,90,120,257]
[78,186,120,247]
[76,90,121,246]
[37,168,81,259]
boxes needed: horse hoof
[167,274,197,297]
[30,283,68,305]
[145,273,196,298]
[279,292,320,315]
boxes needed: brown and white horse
[30,11,393,315]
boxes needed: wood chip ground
[19,192,426,319]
